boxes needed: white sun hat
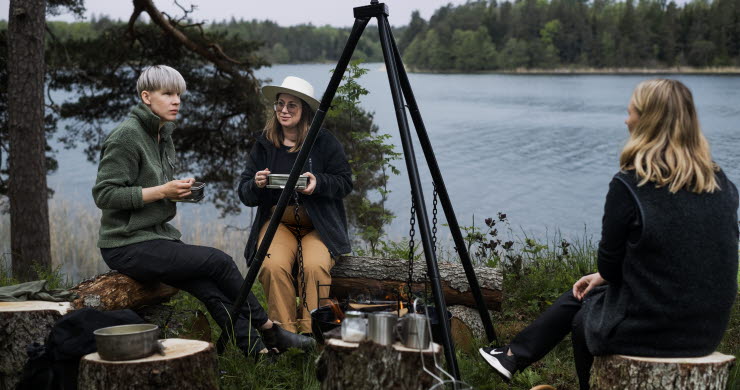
[262,76,320,111]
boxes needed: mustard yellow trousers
[257,206,334,334]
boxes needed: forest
[12,0,740,72]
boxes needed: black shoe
[479,346,517,381]
[260,323,315,352]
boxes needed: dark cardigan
[237,130,353,265]
[583,169,739,357]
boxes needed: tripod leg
[228,16,371,328]
[388,28,499,346]
[377,14,460,380]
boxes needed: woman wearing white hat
[238,76,353,335]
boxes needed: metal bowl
[267,174,308,190]
[94,324,160,361]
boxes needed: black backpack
[16,308,145,390]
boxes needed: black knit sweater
[584,169,738,357]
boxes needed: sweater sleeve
[237,143,267,207]
[92,140,145,210]
[597,177,640,284]
[312,133,353,199]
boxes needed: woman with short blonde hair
[480,79,738,389]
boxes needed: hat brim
[262,85,320,112]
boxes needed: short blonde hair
[136,65,186,96]
[620,79,718,193]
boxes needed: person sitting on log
[479,79,738,389]
[237,76,352,335]
[92,65,314,358]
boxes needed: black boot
[260,323,315,352]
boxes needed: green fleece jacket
[92,103,181,248]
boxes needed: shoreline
[386,64,740,75]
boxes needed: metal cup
[401,313,431,350]
[368,312,397,346]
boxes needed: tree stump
[316,339,444,390]
[78,338,218,390]
[448,305,497,353]
[0,301,72,389]
[590,352,736,390]
[71,271,179,311]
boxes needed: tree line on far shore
[21,0,739,72]
[399,0,740,71]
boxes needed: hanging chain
[406,193,416,307]
[293,192,309,313]
[428,183,439,300]
[432,182,438,255]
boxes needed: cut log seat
[78,338,218,390]
[316,338,444,390]
[70,271,179,311]
[0,301,72,389]
[590,352,736,390]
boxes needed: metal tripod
[229,1,498,379]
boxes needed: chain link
[432,183,438,255]
[293,192,309,313]
[407,193,416,305]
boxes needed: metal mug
[400,313,431,350]
[368,312,397,346]
[341,311,366,342]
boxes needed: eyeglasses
[274,101,301,113]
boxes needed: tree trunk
[7,0,51,281]
[590,353,736,390]
[70,271,179,311]
[316,339,443,390]
[0,301,71,389]
[330,256,502,310]
[78,338,218,390]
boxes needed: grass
[0,203,738,389]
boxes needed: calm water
[48,64,740,245]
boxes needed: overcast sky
[0,1,475,27]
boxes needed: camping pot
[400,313,431,350]
[368,312,397,346]
[266,174,308,190]
[341,311,366,342]
[94,324,162,361]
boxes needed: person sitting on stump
[92,65,314,357]
[237,76,352,335]
[479,79,738,389]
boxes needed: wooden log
[316,338,444,390]
[448,305,497,353]
[0,301,71,389]
[331,256,503,310]
[78,338,218,390]
[590,353,736,390]
[70,271,179,311]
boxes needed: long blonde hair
[263,94,315,152]
[619,79,718,193]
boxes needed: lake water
[47,63,740,247]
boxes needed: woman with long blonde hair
[480,79,738,389]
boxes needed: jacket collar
[131,102,176,139]
[256,128,326,148]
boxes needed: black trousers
[509,290,593,390]
[101,239,268,355]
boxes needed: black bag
[16,308,145,390]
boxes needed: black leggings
[101,239,268,354]
[509,290,593,390]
